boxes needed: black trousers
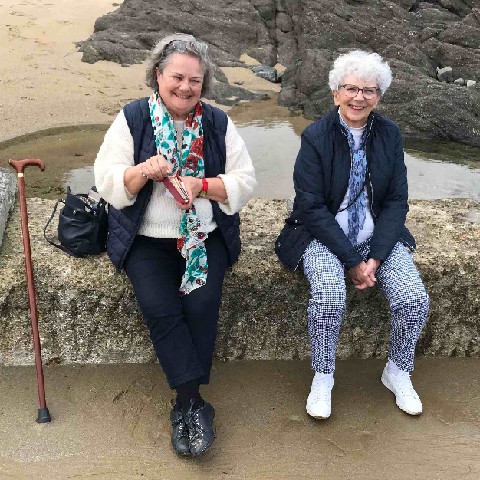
[124,229,229,389]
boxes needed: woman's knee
[185,297,219,322]
[144,312,183,339]
[309,270,346,306]
[308,285,347,319]
[393,288,430,317]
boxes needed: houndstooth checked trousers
[302,239,430,373]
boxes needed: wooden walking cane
[9,158,51,423]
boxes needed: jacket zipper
[364,120,414,253]
[365,120,376,220]
[401,237,416,253]
[292,219,303,271]
[294,258,301,271]
[369,174,376,220]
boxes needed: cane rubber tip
[36,407,52,423]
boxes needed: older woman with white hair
[94,33,256,456]
[275,50,429,419]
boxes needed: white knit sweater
[94,109,257,238]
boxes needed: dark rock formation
[77,0,480,146]
[0,198,478,365]
[208,81,268,106]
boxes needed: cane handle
[9,158,45,174]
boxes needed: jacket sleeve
[368,129,409,261]
[294,130,363,269]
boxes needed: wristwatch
[199,178,208,198]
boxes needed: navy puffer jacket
[275,107,415,270]
[107,98,241,270]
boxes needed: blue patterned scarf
[148,90,208,296]
[339,114,368,245]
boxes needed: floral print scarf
[148,90,208,295]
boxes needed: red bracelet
[199,178,208,197]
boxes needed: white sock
[386,359,401,375]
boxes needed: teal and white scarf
[148,90,208,296]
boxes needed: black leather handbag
[44,187,108,257]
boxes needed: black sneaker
[185,399,215,456]
[170,403,191,456]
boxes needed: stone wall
[0,198,478,365]
[0,169,17,249]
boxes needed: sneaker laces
[394,371,419,399]
[310,377,333,402]
[185,405,208,439]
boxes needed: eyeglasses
[339,84,380,100]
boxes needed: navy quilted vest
[106,98,241,270]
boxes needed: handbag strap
[337,178,367,213]
[43,198,69,253]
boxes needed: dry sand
[0,0,280,144]
[1,2,480,479]
[0,0,149,142]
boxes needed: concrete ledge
[0,168,17,249]
[0,198,479,365]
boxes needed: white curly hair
[328,50,392,95]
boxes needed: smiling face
[332,74,380,128]
[156,52,204,120]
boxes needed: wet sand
[1,359,479,479]
[0,96,309,200]
[0,125,107,198]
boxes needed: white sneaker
[306,372,334,419]
[381,366,423,415]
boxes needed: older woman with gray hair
[276,50,429,419]
[94,33,256,456]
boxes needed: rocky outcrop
[279,0,480,146]
[77,0,480,146]
[0,198,478,366]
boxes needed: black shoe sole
[174,450,192,457]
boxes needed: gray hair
[328,50,392,95]
[145,33,214,97]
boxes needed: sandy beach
[0,0,147,142]
[1,2,479,479]
[0,0,282,144]
[0,0,298,201]
[1,359,479,480]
